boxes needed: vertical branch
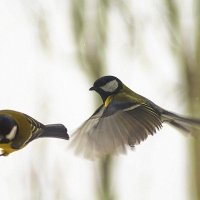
[164,0,181,56]
[186,1,200,199]
[165,0,200,199]
[97,157,115,200]
[115,0,135,46]
[34,10,50,50]
[185,67,200,200]
[20,0,51,51]
[29,166,42,200]
[194,0,200,66]
[70,0,86,69]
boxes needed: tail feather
[39,124,69,140]
[162,110,200,133]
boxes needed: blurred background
[0,0,200,199]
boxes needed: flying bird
[0,110,68,156]
[71,75,200,159]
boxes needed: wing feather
[70,102,162,159]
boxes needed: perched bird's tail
[161,110,200,134]
[40,124,69,140]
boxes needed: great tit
[0,110,68,156]
[71,75,200,159]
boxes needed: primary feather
[71,100,162,160]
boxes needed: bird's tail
[39,124,69,140]
[161,110,200,134]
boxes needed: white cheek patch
[100,80,119,92]
[6,125,17,140]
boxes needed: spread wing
[70,100,162,160]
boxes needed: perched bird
[71,75,200,159]
[0,110,68,156]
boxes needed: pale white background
[0,1,195,200]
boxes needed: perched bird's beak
[89,86,95,91]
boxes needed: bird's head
[89,76,123,102]
[0,115,18,143]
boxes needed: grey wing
[70,102,162,160]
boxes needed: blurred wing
[70,102,162,160]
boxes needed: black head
[0,115,18,143]
[89,76,123,102]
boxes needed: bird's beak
[89,86,95,91]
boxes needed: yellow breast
[0,143,17,156]
[104,96,113,107]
